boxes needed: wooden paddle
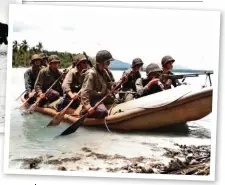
[18,91,37,110]
[46,91,81,127]
[15,90,27,101]
[58,70,132,137]
[28,67,72,112]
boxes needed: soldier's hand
[122,76,128,83]
[71,93,79,100]
[28,92,35,98]
[88,107,95,115]
[39,93,46,99]
[146,78,160,88]
[166,79,172,86]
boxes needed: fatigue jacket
[24,66,43,93]
[136,78,162,97]
[34,66,63,96]
[121,68,141,91]
[103,68,116,90]
[81,67,108,109]
[62,67,86,94]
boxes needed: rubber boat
[22,85,212,131]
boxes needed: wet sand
[13,143,210,175]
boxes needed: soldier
[161,55,181,89]
[59,54,90,110]
[102,59,116,90]
[34,55,63,107]
[41,55,49,67]
[80,50,114,118]
[136,63,164,97]
[23,54,43,104]
[120,57,143,101]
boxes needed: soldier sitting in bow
[160,55,181,89]
[136,63,164,98]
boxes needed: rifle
[160,70,213,85]
[83,51,93,67]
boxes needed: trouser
[124,93,135,102]
[119,88,136,102]
[38,89,60,107]
[24,93,36,105]
[81,96,108,119]
[57,93,80,111]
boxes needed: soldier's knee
[125,94,134,102]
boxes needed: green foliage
[12,40,95,68]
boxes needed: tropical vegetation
[12,40,96,68]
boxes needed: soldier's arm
[24,69,33,93]
[62,69,74,94]
[34,70,44,95]
[136,78,149,97]
[80,71,95,110]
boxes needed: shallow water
[8,67,213,170]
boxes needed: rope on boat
[104,117,112,133]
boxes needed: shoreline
[10,143,210,175]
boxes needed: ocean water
[7,67,213,170]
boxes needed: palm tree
[19,40,29,66]
[20,40,29,52]
[13,41,18,53]
[30,46,38,54]
[36,42,43,52]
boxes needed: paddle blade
[47,99,74,127]
[59,114,87,136]
[47,113,64,127]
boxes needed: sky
[9,4,220,70]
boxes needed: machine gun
[160,70,213,86]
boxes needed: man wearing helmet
[102,58,116,90]
[59,54,90,110]
[41,54,49,67]
[80,50,114,118]
[34,55,63,107]
[161,55,181,89]
[136,63,164,97]
[23,54,43,105]
[120,57,143,101]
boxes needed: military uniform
[103,68,116,90]
[23,54,43,104]
[161,55,181,89]
[80,50,114,118]
[59,54,89,110]
[34,55,63,106]
[136,63,163,97]
[121,58,143,101]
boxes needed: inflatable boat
[21,85,213,131]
